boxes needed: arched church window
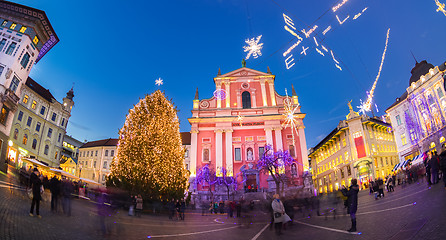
[242,91,251,109]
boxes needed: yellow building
[309,103,399,194]
[60,157,77,176]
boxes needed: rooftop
[25,77,55,102]
[80,138,119,148]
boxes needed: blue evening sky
[12,0,446,148]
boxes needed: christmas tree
[108,90,188,200]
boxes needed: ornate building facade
[386,60,446,163]
[309,104,398,194]
[188,65,309,194]
[7,77,73,167]
[0,1,59,171]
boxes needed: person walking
[425,151,432,186]
[431,151,440,184]
[29,168,42,218]
[175,200,181,220]
[168,199,176,219]
[271,194,291,235]
[62,178,74,216]
[377,178,385,197]
[179,199,186,220]
[341,178,359,232]
[135,194,143,217]
[440,144,446,189]
[49,175,60,213]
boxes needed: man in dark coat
[439,144,446,189]
[49,176,60,212]
[341,178,359,232]
[431,151,440,184]
[29,168,42,218]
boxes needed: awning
[49,168,79,180]
[79,177,102,186]
[410,153,425,166]
[392,159,409,171]
[21,158,50,169]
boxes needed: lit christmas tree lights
[107,90,188,200]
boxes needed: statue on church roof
[242,59,246,68]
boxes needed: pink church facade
[188,66,309,193]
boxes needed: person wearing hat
[29,168,43,218]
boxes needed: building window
[91,151,93,156]
[9,22,16,30]
[203,148,210,162]
[55,151,58,159]
[396,115,401,126]
[33,36,39,45]
[26,116,32,127]
[401,134,407,145]
[234,148,241,161]
[94,161,97,168]
[289,145,295,157]
[102,175,106,182]
[259,147,265,158]
[105,150,108,156]
[61,118,65,127]
[23,95,29,104]
[44,145,49,155]
[51,113,56,121]
[47,128,52,138]
[58,133,61,142]
[19,26,27,33]
[0,65,3,76]
[9,76,20,92]
[40,106,45,115]
[87,151,89,157]
[0,39,6,52]
[36,122,41,132]
[95,151,98,157]
[347,165,351,176]
[111,150,114,157]
[22,134,28,145]
[13,129,18,140]
[103,161,107,169]
[18,111,23,121]
[6,42,16,55]
[31,101,37,110]
[0,106,9,126]
[1,20,7,27]
[32,139,37,149]
[242,91,251,109]
[20,53,30,68]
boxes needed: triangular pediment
[216,67,272,79]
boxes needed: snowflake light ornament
[155,78,163,86]
[281,89,300,145]
[243,35,264,60]
[435,0,446,16]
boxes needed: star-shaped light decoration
[236,114,244,126]
[281,89,300,145]
[435,0,446,16]
[155,78,163,86]
[243,35,264,60]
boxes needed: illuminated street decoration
[331,50,339,64]
[236,114,244,126]
[332,0,349,12]
[301,25,318,38]
[353,7,368,20]
[315,48,325,56]
[213,89,227,100]
[155,78,163,86]
[313,37,319,46]
[281,89,300,144]
[435,0,446,16]
[283,40,302,57]
[321,45,328,52]
[301,46,309,55]
[285,54,295,69]
[359,28,390,113]
[243,35,264,59]
[322,26,332,35]
[335,64,342,71]
[336,14,350,24]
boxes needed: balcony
[0,84,20,111]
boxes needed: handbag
[274,212,282,218]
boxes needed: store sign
[232,122,264,127]
[354,136,366,158]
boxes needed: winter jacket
[439,150,446,169]
[341,184,359,214]
[272,199,285,223]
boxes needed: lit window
[33,36,39,45]
[23,95,29,104]
[1,20,7,27]
[401,134,407,145]
[22,134,28,145]
[0,106,9,126]
[13,129,18,140]
[55,151,58,159]
[19,26,27,33]
[342,138,346,146]
[31,101,37,110]
[9,22,16,30]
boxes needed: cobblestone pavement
[1,168,446,240]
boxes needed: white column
[225,130,233,176]
[274,128,283,151]
[216,83,222,108]
[298,127,309,172]
[260,81,268,106]
[251,89,257,108]
[225,82,231,108]
[190,130,198,176]
[265,128,273,147]
[268,81,276,106]
[236,89,241,108]
[215,129,223,176]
